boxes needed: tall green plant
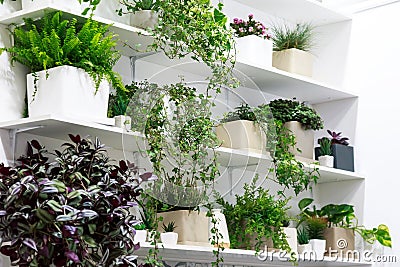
[2,11,124,94]
[271,23,315,52]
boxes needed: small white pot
[160,232,178,246]
[283,227,297,253]
[27,66,110,122]
[272,48,314,77]
[95,0,129,24]
[0,0,21,16]
[133,229,147,243]
[114,115,132,130]
[235,35,273,69]
[297,243,312,255]
[309,239,326,260]
[130,10,158,30]
[318,155,334,168]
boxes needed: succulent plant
[162,221,177,233]
[318,137,332,156]
[297,228,310,245]
[327,130,349,146]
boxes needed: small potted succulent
[160,221,178,246]
[297,227,311,255]
[317,137,334,167]
[133,223,148,243]
[315,130,354,171]
[270,22,315,77]
[230,14,272,69]
[216,103,267,154]
[120,0,160,29]
[268,98,324,160]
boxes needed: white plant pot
[309,239,326,260]
[161,232,178,246]
[95,0,129,24]
[318,155,334,167]
[26,66,110,122]
[114,115,132,130]
[0,25,27,122]
[208,209,230,248]
[284,121,314,160]
[130,10,158,30]
[235,35,273,69]
[283,227,298,253]
[216,120,267,154]
[21,0,81,12]
[0,0,21,16]
[273,48,314,77]
[133,229,147,243]
[297,243,312,255]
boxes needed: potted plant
[0,134,156,265]
[230,14,272,69]
[271,23,315,77]
[2,11,125,122]
[315,130,354,171]
[217,176,291,254]
[216,103,267,154]
[268,98,324,160]
[119,0,160,29]
[134,223,148,243]
[160,222,178,246]
[0,0,20,16]
[317,137,334,167]
[297,227,311,254]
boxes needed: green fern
[4,11,124,94]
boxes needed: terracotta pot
[216,120,266,154]
[272,48,314,77]
[157,210,210,246]
[284,121,314,160]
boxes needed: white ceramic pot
[130,10,158,30]
[318,155,334,168]
[283,227,298,253]
[0,25,27,122]
[161,232,178,246]
[273,48,314,77]
[284,121,314,160]
[114,115,132,130]
[297,243,312,255]
[21,0,82,12]
[0,0,21,16]
[208,209,230,248]
[216,120,267,154]
[26,66,110,122]
[309,239,326,260]
[95,0,129,24]
[134,229,148,243]
[235,35,273,69]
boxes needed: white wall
[344,2,400,265]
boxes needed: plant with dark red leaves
[0,134,156,267]
[327,130,350,146]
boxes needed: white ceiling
[321,0,400,13]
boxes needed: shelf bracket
[228,167,233,196]
[129,52,158,82]
[9,126,44,166]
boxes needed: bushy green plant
[217,176,291,252]
[318,137,332,156]
[0,135,155,266]
[220,103,256,123]
[306,217,327,240]
[297,228,309,245]
[108,83,139,117]
[268,98,323,130]
[271,23,315,52]
[1,11,124,95]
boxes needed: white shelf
[232,0,351,26]
[0,5,153,57]
[136,243,371,266]
[0,116,364,183]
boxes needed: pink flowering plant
[230,14,270,39]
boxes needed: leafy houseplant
[315,130,354,171]
[0,135,155,266]
[270,23,315,77]
[217,176,291,253]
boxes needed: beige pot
[216,120,266,154]
[157,210,210,246]
[284,121,314,160]
[324,227,355,256]
[272,48,314,77]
